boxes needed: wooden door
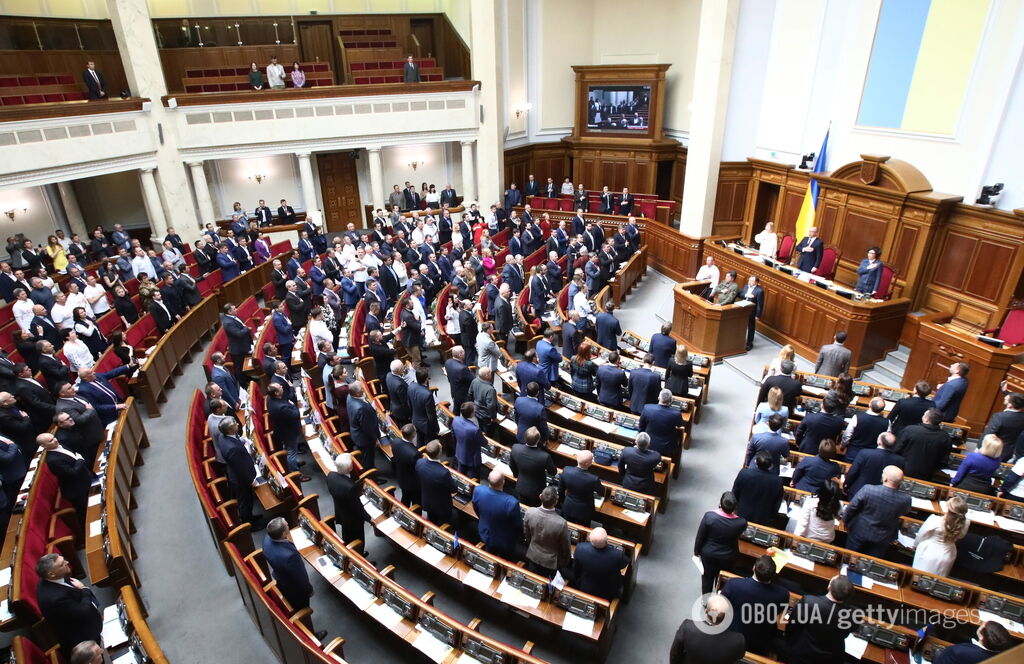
[317,152,362,233]
[410,19,435,57]
[298,21,335,78]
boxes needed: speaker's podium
[672,281,751,360]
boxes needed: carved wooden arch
[826,154,932,194]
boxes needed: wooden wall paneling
[778,189,805,235]
[316,152,362,232]
[0,49,128,96]
[160,44,300,92]
[669,147,687,204]
[964,240,1013,302]
[710,161,751,238]
[932,231,976,291]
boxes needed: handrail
[161,79,479,107]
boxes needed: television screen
[587,85,652,132]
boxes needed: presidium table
[698,241,911,375]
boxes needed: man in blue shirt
[472,470,522,561]
[535,329,561,383]
[261,517,328,640]
[934,362,970,422]
[649,323,677,369]
[515,350,550,398]
[639,389,685,458]
[595,303,622,350]
[743,414,790,474]
[572,527,628,600]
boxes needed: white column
[297,153,319,222]
[366,147,385,211]
[138,168,169,242]
[107,0,199,239]
[679,0,740,237]
[470,0,505,207]
[188,161,217,226]
[56,181,89,240]
[460,140,477,205]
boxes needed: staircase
[860,344,911,388]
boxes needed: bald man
[471,469,523,560]
[571,527,629,600]
[841,465,911,557]
[669,593,746,664]
[558,450,603,526]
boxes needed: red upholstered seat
[63,92,85,101]
[588,201,601,213]
[986,309,1024,346]
[559,287,569,312]
[43,94,62,103]
[559,198,574,212]
[817,247,839,280]
[2,96,24,105]
[0,77,18,86]
[37,76,57,85]
[777,234,795,263]
[637,201,656,218]
[18,77,38,86]
[23,95,44,104]
[12,635,56,663]
[872,264,895,301]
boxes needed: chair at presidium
[985,308,1024,347]
[872,264,896,301]
[816,246,839,280]
[776,234,795,263]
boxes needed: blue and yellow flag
[793,129,829,240]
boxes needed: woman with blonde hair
[45,235,68,273]
[665,345,693,397]
[767,344,795,377]
[950,434,1003,494]
[912,494,969,576]
[754,386,789,425]
[754,221,778,260]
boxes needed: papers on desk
[994,515,1024,533]
[844,634,869,659]
[941,468,956,477]
[496,578,541,609]
[313,555,341,578]
[463,569,496,592]
[967,509,996,526]
[88,493,102,507]
[783,550,815,571]
[303,423,316,438]
[376,517,402,536]
[89,520,102,538]
[978,610,1024,635]
[594,495,606,509]
[415,544,448,566]
[0,599,13,622]
[360,496,384,521]
[910,497,934,511]
[290,527,314,550]
[897,533,916,549]
[779,464,794,479]
[621,508,649,524]
[411,628,454,663]
[113,653,136,664]
[556,443,582,457]
[803,386,827,397]
[733,299,754,307]
[101,605,129,648]
[340,577,377,610]
[691,555,704,575]
[0,567,10,588]
[562,611,596,636]
[612,426,634,438]
[367,600,406,630]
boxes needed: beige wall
[536,0,591,135]
[72,172,148,230]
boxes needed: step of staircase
[888,345,911,364]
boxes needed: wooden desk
[903,314,1024,435]
[704,242,911,374]
[671,280,750,359]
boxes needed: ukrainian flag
[793,129,829,241]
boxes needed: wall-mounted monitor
[586,85,651,133]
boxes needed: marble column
[366,147,385,211]
[460,140,477,205]
[188,161,217,226]
[679,0,740,237]
[107,0,199,239]
[296,153,319,225]
[55,181,89,240]
[470,0,505,207]
[138,168,169,241]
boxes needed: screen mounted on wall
[586,85,652,133]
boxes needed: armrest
[380,565,396,578]
[323,637,346,656]
[420,591,436,605]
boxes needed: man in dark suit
[640,389,685,458]
[470,368,498,436]
[439,184,458,208]
[493,283,514,343]
[599,186,614,214]
[209,353,240,411]
[933,621,1013,664]
[543,177,558,198]
[616,187,633,215]
[35,553,102,655]
[379,255,401,303]
[14,364,56,432]
[500,256,524,294]
[399,298,423,367]
[785,575,854,664]
[272,302,295,366]
[934,362,970,422]
[452,402,484,479]
[347,382,379,472]
[254,199,274,226]
[221,304,254,384]
[217,418,259,525]
[721,555,790,654]
[445,346,475,409]
[649,323,677,369]
[472,470,522,561]
[277,199,297,224]
[985,391,1024,460]
[795,394,845,454]
[391,425,422,508]
[669,594,746,664]
[523,175,539,197]
[54,383,103,453]
[402,55,421,82]
[528,265,549,318]
[793,226,823,273]
[595,303,622,350]
[504,183,522,210]
[572,527,628,600]
[514,351,549,398]
[627,353,661,415]
[743,414,791,473]
[271,260,289,301]
[415,441,454,524]
[402,182,421,211]
[267,383,306,479]
[841,465,911,556]
[561,311,581,358]
[149,290,177,334]
[0,434,24,518]
[262,517,316,610]
[514,382,550,444]
[326,453,368,552]
[54,411,101,469]
[82,61,107,99]
[409,367,439,446]
[75,365,130,425]
[37,342,70,394]
[559,449,602,526]
[596,352,628,409]
[731,451,784,527]
[40,432,92,526]
[894,408,953,481]
[888,380,935,436]
[0,390,36,463]
[574,185,588,212]
[844,432,903,499]
[740,275,765,351]
[30,305,61,348]
[757,360,802,411]
[618,432,660,495]
[215,244,240,281]
[384,360,411,426]
[510,427,556,507]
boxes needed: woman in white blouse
[766,344,796,377]
[572,283,592,317]
[60,328,95,371]
[912,494,969,576]
[754,221,778,259]
[793,481,840,543]
[307,308,333,351]
[12,289,35,332]
[444,298,460,336]
[64,282,91,318]
[72,307,108,358]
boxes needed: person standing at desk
[741,275,764,351]
[814,330,851,377]
[753,222,778,260]
[695,256,720,296]
[712,270,739,305]
[854,246,883,296]
[82,61,107,99]
[793,226,823,273]
[934,362,970,422]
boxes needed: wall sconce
[248,173,267,184]
[513,103,533,119]
[408,159,424,171]
[4,202,28,220]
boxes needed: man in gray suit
[841,465,911,557]
[814,331,852,377]
[523,486,571,578]
[403,55,421,83]
[469,367,498,436]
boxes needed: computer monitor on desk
[350,561,378,596]
[554,586,600,620]
[453,474,474,504]
[380,585,418,621]
[462,635,509,664]
[559,431,589,450]
[507,570,546,600]
[417,612,460,649]
[463,547,500,578]
[425,528,456,556]
[392,507,421,535]
[362,485,388,515]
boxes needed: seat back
[817,247,839,279]
[872,264,896,301]
[777,234,795,263]
[997,309,1024,346]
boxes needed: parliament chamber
[0,1,1022,664]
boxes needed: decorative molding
[0,153,158,189]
